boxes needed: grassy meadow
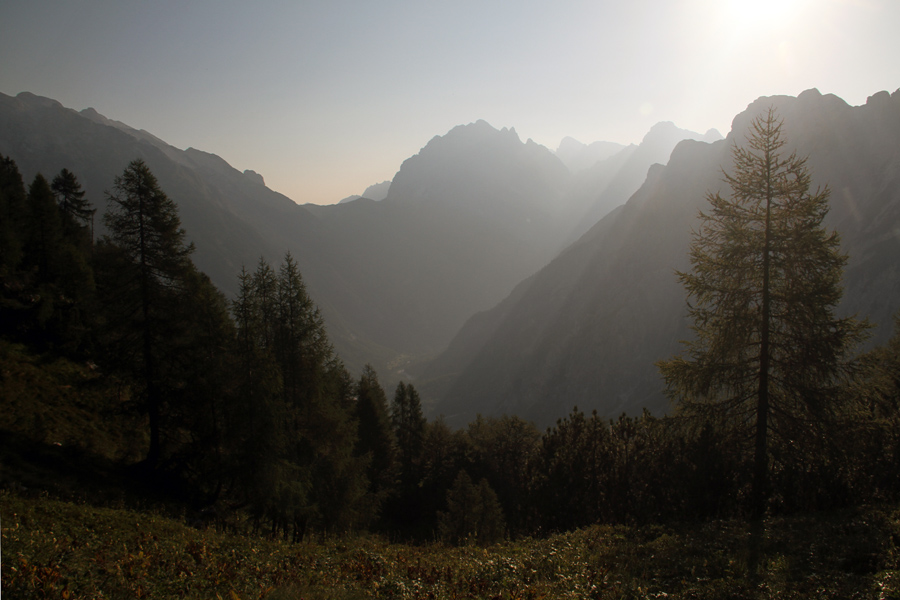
[4,490,900,599]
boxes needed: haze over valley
[2,87,898,426]
[6,4,900,594]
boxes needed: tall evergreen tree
[163,268,238,499]
[391,381,427,484]
[0,155,26,279]
[230,254,367,536]
[355,364,397,515]
[52,168,95,244]
[230,265,285,522]
[658,109,868,517]
[24,174,63,283]
[252,257,279,352]
[101,159,195,468]
[275,253,330,412]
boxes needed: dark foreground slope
[425,89,900,427]
[5,491,898,599]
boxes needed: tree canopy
[658,108,869,517]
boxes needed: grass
[4,491,900,599]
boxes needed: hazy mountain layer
[0,94,703,380]
[555,137,626,172]
[0,91,731,391]
[338,180,392,204]
[423,89,900,428]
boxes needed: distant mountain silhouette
[338,180,392,204]
[560,122,723,244]
[0,91,735,396]
[421,89,900,428]
[0,94,702,384]
[555,137,625,172]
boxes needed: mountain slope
[0,91,731,384]
[0,92,306,294]
[424,88,900,427]
[0,95,669,377]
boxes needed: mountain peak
[15,92,63,110]
[243,169,265,186]
[641,121,690,144]
[555,137,626,172]
[703,129,724,142]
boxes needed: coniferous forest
[3,108,900,598]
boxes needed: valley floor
[3,491,899,599]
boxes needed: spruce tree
[658,109,869,517]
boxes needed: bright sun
[721,0,806,32]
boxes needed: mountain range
[2,88,897,427]
[0,92,708,383]
[420,88,900,427]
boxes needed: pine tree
[101,159,195,468]
[658,108,869,517]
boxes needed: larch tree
[24,174,63,283]
[355,364,397,512]
[101,159,195,469]
[658,108,869,518]
[0,155,27,278]
[391,381,427,484]
[52,168,95,245]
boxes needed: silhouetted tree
[100,159,195,468]
[52,168,94,245]
[438,470,505,546]
[0,155,26,279]
[355,365,397,516]
[24,174,63,283]
[658,109,869,517]
[465,415,540,535]
[391,381,427,484]
[227,255,367,537]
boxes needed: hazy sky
[2,0,898,205]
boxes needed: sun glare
[721,0,805,33]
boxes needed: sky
[2,0,898,205]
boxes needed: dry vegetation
[4,490,900,599]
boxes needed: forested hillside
[0,92,710,382]
[4,90,900,598]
